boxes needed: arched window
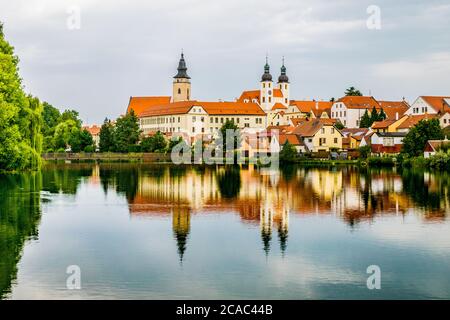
[178,88,181,94]
[187,89,190,100]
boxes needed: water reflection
[1,163,450,299]
[0,173,42,299]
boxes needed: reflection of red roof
[127,96,171,116]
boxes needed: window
[220,118,224,124]
[263,97,266,103]
[215,117,218,123]
[285,84,287,90]
[268,97,272,103]
[321,128,325,134]
[192,116,196,122]
[244,123,250,128]
[384,137,394,146]
[331,128,335,134]
[178,117,181,122]
[201,128,204,133]
[178,88,181,94]
[201,117,204,122]
[210,117,213,123]
[237,118,240,123]
[187,89,190,100]
[192,127,195,133]
[334,138,338,144]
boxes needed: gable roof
[289,100,333,115]
[82,125,101,136]
[371,119,396,129]
[237,90,260,103]
[127,96,172,116]
[378,101,409,120]
[337,96,380,110]
[291,119,330,137]
[425,139,450,152]
[278,134,304,146]
[396,114,438,129]
[421,96,450,113]
[271,103,288,110]
[273,89,284,98]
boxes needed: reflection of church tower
[260,204,273,255]
[172,207,191,262]
[276,208,289,256]
[172,52,191,102]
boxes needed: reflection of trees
[217,166,241,199]
[0,173,42,299]
[42,163,92,194]
[99,164,140,201]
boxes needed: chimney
[315,100,319,110]
[395,112,399,120]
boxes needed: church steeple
[261,55,273,82]
[172,51,191,102]
[278,57,289,83]
[174,51,190,79]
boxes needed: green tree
[42,102,61,136]
[99,118,115,152]
[152,131,167,152]
[359,110,371,128]
[168,136,184,153]
[402,119,444,157]
[359,145,371,159]
[370,107,379,124]
[218,119,241,157]
[279,141,299,162]
[345,86,363,96]
[335,121,345,130]
[378,108,387,121]
[60,109,82,127]
[0,22,42,170]
[52,119,80,150]
[114,109,141,152]
[69,129,94,153]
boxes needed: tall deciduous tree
[345,87,363,96]
[402,119,444,157]
[0,22,42,170]
[99,118,115,152]
[114,110,141,152]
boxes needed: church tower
[260,56,274,112]
[172,52,191,102]
[278,58,289,106]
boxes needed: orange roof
[127,96,171,116]
[337,96,379,110]
[267,125,294,134]
[278,134,303,146]
[396,114,438,129]
[371,119,396,129]
[139,101,266,117]
[271,103,287,110]
[290,117,307,127]
[378,101,409,120]
[83,125,101,136]
[237,90,260,103]
[292,119,326,137]
[290,100,333,114]
[273,89,284,98]
[421,96,450,113]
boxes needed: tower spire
[174,51,190,79]
[261,55,272,82]
[278,56,289,83]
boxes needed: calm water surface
[1,163,450,299]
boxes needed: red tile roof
[83,125,101,136]
[127,96,172,116]
[396,114,438,129]
[271,103,288,110]
[290,100,333,115]
[139,101,266,117]
[371,119,396,129]
[421,96,450,113]
[378,101,409,120]
[273,89,284,98]
[278,134,304,146]
[337,96,379,110]
[237,90,260,103]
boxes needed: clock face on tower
[268,90,272,95]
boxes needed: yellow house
[371,116,408,132]
[292,119,343,152]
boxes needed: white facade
[330,102,368,128]
[406,97,438,115]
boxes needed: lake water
[1,163,450,299]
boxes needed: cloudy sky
[1,0,449,124]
